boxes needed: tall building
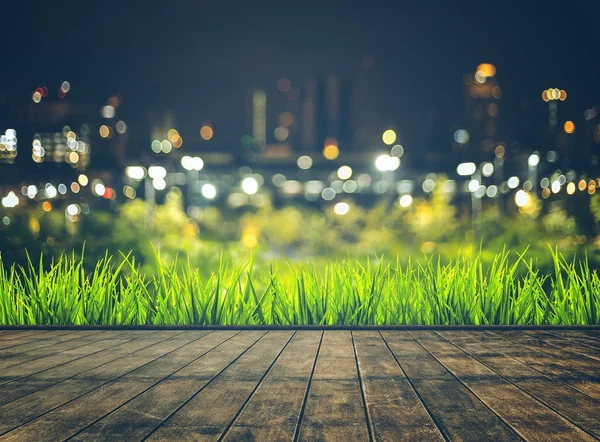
[462,63,502,163]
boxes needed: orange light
[167,128,179,142]
[541,188,551,199]
[476,63,496,77]
[323,144,339,160]
[42,201,52,212]
[579,180,587,191]
[200,126,213,141]
[172,135,183,148]
[564,121,575,134]
[559,90,567,101]
[542,90,550,102]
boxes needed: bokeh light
[399,194,413,208]
[333,202,350,215]
[564,121,575,134]
[202,183,217,199]
[200,125,214,140]
[297,155,313,170]
[323,144,339,160]
[382,129,397,145]
[241,177,259,195]
[337,166,353,180]
[515,190,531,208]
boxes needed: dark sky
[3,0,599,154]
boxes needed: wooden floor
[0,330,599,441]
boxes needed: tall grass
[0,248,598,325]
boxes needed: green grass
[0,248,599,326]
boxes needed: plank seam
[519,330,600,358]
[64,331,240,441]
[428,332,600,441]
[140,331,271,441]
[0,330,194,436]
[378,331,451,442]
[442,331,600,404]
[351,331,374,442]
[0,330,112,369]
[406,331,527,442]
[292,330,323,442]
[217,331,298,442]
[0,329,141,386]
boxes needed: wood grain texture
[0,330,599,442]
[296,331,371,442]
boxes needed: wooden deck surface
[0,329,599,441]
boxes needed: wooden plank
[0,330,99,355]
[521,331,600,360]
[0,330,50,341]
[441,331,600,437]
[2,331,228,442]
[144,331,294,442]
[68,331,269,442]
[353,331,445,442]
[296,330,371,442]
[456,331,600,400]
[381,331,520,441]
[550,331,600,347]
[525,330,600,346]
[495,332,600,376]
[0,331,174,406]
[0,330,87,351]
[0,330,137,385]
[220,331,322,442]
[413,331,596,441]
[0,330,120,370]
[0,331,191,436]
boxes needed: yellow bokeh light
[200,126,213,140]
[99,125,110,138]
[241,234,258,248]
[579,180,587,191]
[69,152,79,163]
[42,201,52,212]
[564,121,575,134]
[323,144,339,160]
[382,129,397,145]
[566,182,576,195]
[477,63,496,77]
[167,129,179,142]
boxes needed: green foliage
[0,248,598,326]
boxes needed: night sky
[3,0,599,159]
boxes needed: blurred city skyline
[3,0,599,171]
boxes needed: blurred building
[461,63,502,163]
